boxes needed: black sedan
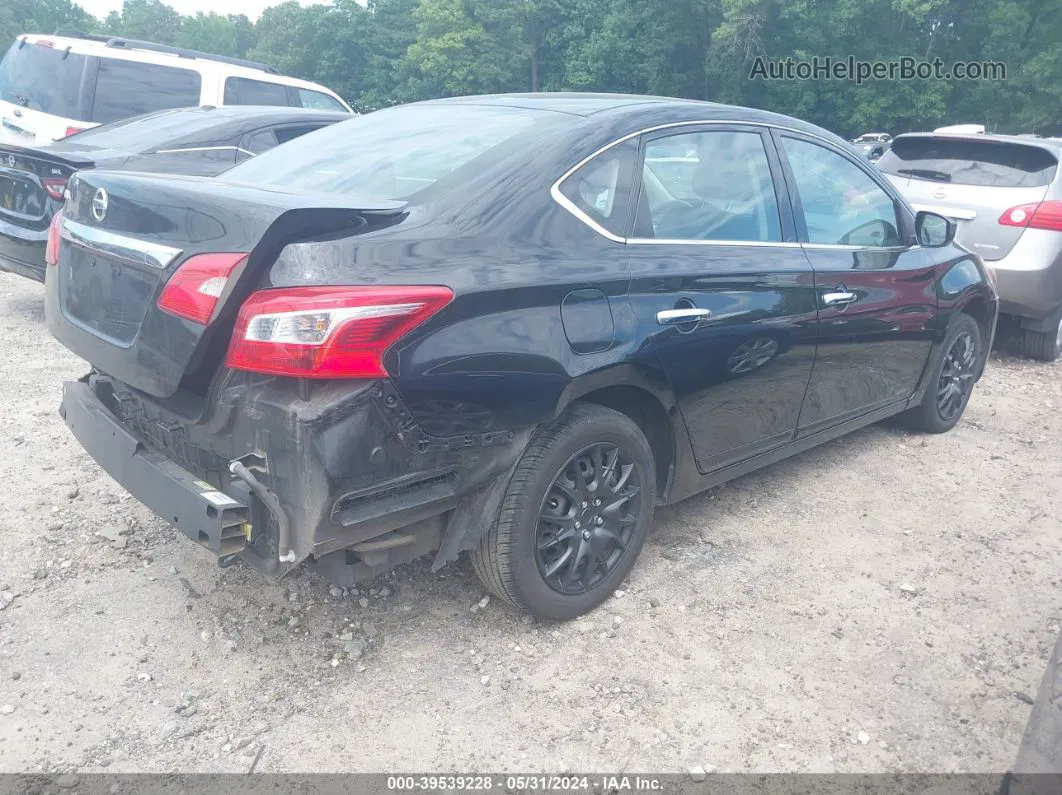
[0,105,349,282]
[45,94,997,620]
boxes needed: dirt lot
[0,271,1058,776]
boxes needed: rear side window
[224,77,292,107]
[878,138,1059,187]
[295,88,346,111]
[0,40,89,120]
[559,139,638,238]
[91,59,202,124]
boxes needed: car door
[625,125,819,474]
[773,132,939,435]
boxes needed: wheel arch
[555,365,681,501]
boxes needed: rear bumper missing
[60,380,256,559]
[59,372,530,577]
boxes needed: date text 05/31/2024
[386,775,666,791]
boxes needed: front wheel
[900,313,982,434]
[471,404,656,620]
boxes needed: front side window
[781,136,902,247]
[91,59,202,124]
[558,139,638,238]
[635,130,782,242]
[224,77,292,107]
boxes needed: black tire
[471,404,656,620]
[1022,317,1062,362]
[900,313,981,434]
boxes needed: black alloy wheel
[899,313,981,434]
[936,330,977,423]
[471,403,656,620]
[535,443,642,595]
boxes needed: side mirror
[916,211,956,247]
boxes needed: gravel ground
[0,271,1058,776]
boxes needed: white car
[0,32,352,146]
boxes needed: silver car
[879,133,1062,360]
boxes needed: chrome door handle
[822,291,858,307]
[656,308,712,325]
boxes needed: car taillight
[998,201,1062,232]
[41,177,66,201]
[225,285,453,379]
[157,253,248,325]
[62,126,86,139]
[45,211,63,266]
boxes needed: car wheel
[1022,316,1062,362]
[900,313,981,434]
[471,404,656,620]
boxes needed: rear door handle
[822,290,858,308]
[657,308,712,325]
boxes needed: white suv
[0,32,352,146]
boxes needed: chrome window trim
[550,119,849,247]
[61,217,184,270]
[802,243,915,252]
[154,145,255,157]
[627,238,802,248]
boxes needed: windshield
[0,39,89,120]
[879,138,1058,187]
[223,103,565,200]
[56,108,227,153]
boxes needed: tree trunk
[531,41,539,92]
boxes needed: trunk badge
[91,188,109,221]
[933,188,948,199]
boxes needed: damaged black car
[46,94,997,620]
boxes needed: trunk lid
[46,170,407,398]
[0,144,93,227]
[879,135,1059,261]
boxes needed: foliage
[4,0,1061,136]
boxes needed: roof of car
[419,93,840,142]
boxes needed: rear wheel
[471,404,655,620]
[900,313,981,434]
[1022,315,1062,362]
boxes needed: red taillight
[41,177,66,201]
[157,253,248,325]
[998,201,1062,232]
[45,211,63,266]
[62,126,86,139]
[225,286,454,379]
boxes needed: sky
[77,0,331,21]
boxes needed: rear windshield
[222,104,564,199]
[878,138,1058,187]
[0,39,89,119]
[55,109,230,152]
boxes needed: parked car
[879,133,1062,360]
[0,105,348,282]
[850,132,892,160]
[0,32,351,147]
[45,94,997,620]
